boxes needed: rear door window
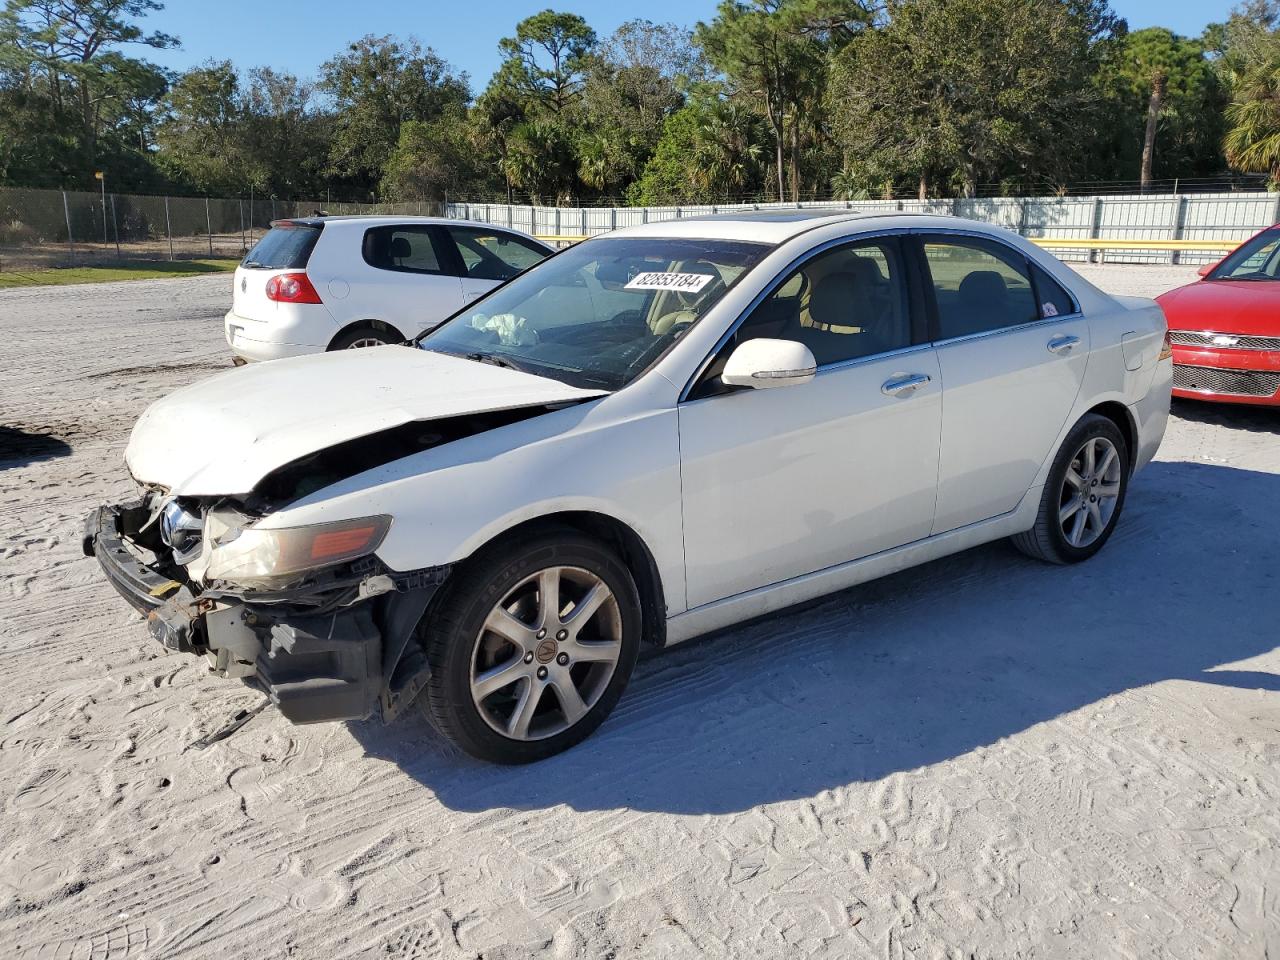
[363,226,450,275]
[242,223,321,269]
[920,237,1038,339]
[445,227,550,281]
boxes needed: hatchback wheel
[330,327,399,350]
[1011,413,1129,564]
[419,531,641,763]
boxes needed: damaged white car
[86,212,1172,763]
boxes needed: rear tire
[418,531,642,764]
[330,326,400,350]
[1011,413,1129,564]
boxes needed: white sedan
[224,216,553,361]
[87,212,1171,763]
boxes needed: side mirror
[721,338,817,390]
[1197,260,1219,278]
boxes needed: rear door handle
[1047,334,1080,355]
[881,373,931,397]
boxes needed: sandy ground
[1,264,1278,959]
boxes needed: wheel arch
[328,318,406,350]
[441,511,668,649]
[1082,400,1138,472]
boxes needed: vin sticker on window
[624,271,715,293]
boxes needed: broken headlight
[204,515,392,590]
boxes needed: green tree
[1103,28,1224,188]
[0,0,176,185]
[493,9,596,115]
[631,85,766,203]
[696,0,870,202]
[828,0,1111,198]
[382,107,498,201]
[1223,34,1280,185]
[502,117,577,203]
[153,60,244,194]
[240,67,330,197]
[320,35,469,197]
[576,20,704,197]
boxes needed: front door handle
[1047,334,1080,355]
[881,373,931,397]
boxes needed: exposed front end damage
[84,495,449,725]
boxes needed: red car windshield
[1209,227,1280,282]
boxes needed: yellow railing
[1031,238,1239,251]
[535,233,1241,252]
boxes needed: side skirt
[663,487,1042,646]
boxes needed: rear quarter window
[1031,264,1077,318]
[242,224,321,269]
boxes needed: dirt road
[1,266,1277,958]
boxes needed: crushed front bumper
[84,502,447,724]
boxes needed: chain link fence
[0,186,445,270]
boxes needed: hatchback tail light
[265,272,323,304]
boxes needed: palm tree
[1224,50,1280,188]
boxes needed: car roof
[606,210,950,244]
[275,215,532,231]
[271,215,551,248]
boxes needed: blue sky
[145,0,1225,90]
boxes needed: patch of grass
[0,258,239,288]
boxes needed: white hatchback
[91,211,1171,764]
[224,216,554,361]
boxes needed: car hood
[1156,280,1280,335]
[126,347,607,495]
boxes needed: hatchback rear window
[242,223,321,270]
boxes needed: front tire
[419,531,642,764]
[1011,413,1129,564]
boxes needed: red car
[1156,224,1280,406]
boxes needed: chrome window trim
[813,341,935,376]
[911,225,1084,320]
[678,228,916,403]
[929,312,1085,349]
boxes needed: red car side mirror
[1197,260,1219,278]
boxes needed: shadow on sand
[350,460,1280,815]
[0,425,73,469]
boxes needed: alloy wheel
[347,336,385,349]
[469,566,623,741]
[1058,436,1122,548]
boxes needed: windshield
[419,237,771,390]
[242,223,321,270]
[1209,228,1280,281]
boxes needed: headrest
[844,255,884,287]
[958,270,1008,303]
[810,271,870,328]
[389,236,412,259]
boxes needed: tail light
[1158,330,1173,361]
[265,272,323,304]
